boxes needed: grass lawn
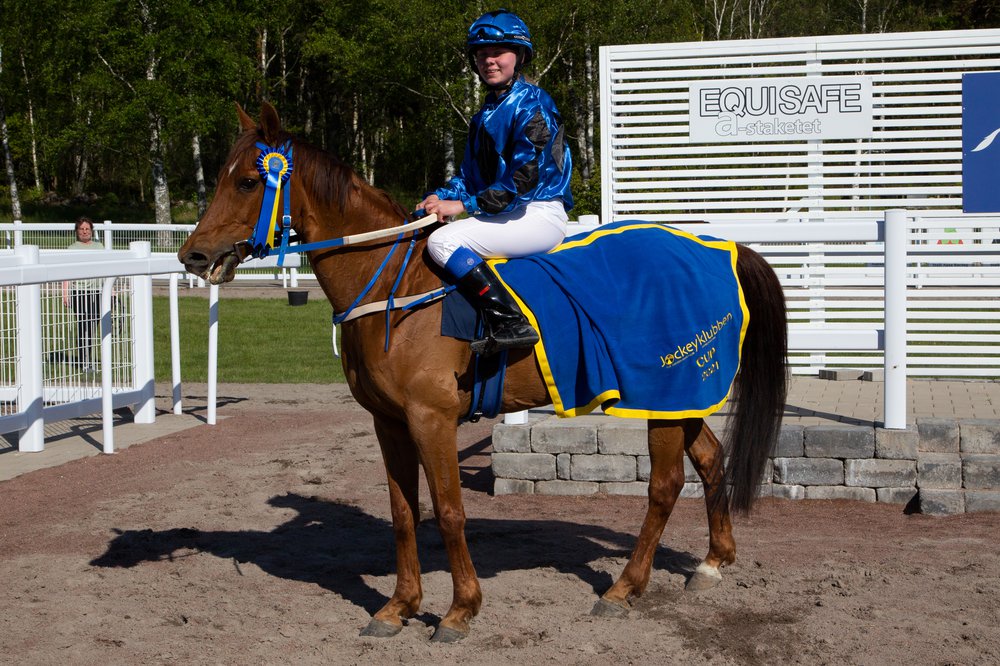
[152,296,346,384]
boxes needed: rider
[419,9,573,356]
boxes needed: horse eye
[237,177,259,192]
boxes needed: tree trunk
[150,113,172,228]
[18,51,42,193]
[73,110,92,196]
[0,97,22,221]
[443,130,455,182]
[192,132,207,219]
[258,28,269,102]
[584,41,596,180]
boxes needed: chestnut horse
[179,104,788,642]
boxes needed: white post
[102,220,113,249]
[130,242,156,423]
[13,219,23,247]
[883,209,908,429]
[15,245,44,452]
[207,284,219,425]
[169,272,182,414]
[290,267,299,288]
[504,411,529,425]
[100,276,116,453]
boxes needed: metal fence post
[100,276,116,453]
[15,245,44,452]
[883,209,908,429]
[169,272,182,415]
[207,284,219,425]
[130,241,156,424]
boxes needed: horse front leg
[592,418,695,618]
[684,421,736,591]
[407,405,481,643]
[361,415,423,637]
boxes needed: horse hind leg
[592,419,694,618]
[684,421,736,592]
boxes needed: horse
[178,103,788,642]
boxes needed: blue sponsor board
[963,72,1000,213]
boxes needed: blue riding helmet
[466,9,533,70]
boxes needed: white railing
[1,220,309,286]
[510,210,914,429]
[0,242,186,453]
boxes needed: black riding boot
[457,263,539,355]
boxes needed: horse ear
[260,101,282,145]
[236,103,256,132]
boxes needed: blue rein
[241,140,434,350]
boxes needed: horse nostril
[181,250,210,270]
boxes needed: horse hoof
[431,625,467,643]
[686,565,723,592]
[360,619,403,638]
[591,597,629,618]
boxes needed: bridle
[234,139,452,346]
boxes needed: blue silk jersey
[436,77,573,215]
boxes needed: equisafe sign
[689,76,874,143]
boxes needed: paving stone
[805,486,876,502]
[536,480,599,496]
[818,368,863,380]
[918,489,965,515]
[598,419,647,455]
[775,425,804,457]
[964,490,1000,513]
[756,484,773,498]
[492,423,531,453]
[494,478,534,495]
[962,454,1000,489]
[916,418,960,453]
[531,420,598,454]
[773,457,844,486]
[960,420,1000,454]
[875,427,918,460]
[916,452,962,489]
[681,482,705,498]
[772,484,805,500]
[602,481,649,496]
[804,426,875,459]
[557,453,571,480]
[492,452,556,481]
[876,487,918,504]
[845,459,916,488]
[862,369,885,382]
[571,454,636,482]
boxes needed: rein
[240,140,449,350]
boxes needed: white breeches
[427,200,568,267]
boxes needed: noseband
[233,139,450,349]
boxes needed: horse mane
[231,128,408,220]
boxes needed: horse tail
[725,244,788,513]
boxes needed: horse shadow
[90,492,700,617]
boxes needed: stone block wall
[491,416,1000,515]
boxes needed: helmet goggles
[468,24,530,46]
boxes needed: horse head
[178,102,293,284]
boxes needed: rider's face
[474,46,518,88]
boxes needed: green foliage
[152,296,346,384]
[2,0,999,222]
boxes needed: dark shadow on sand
[91,492,700,618]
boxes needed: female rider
[418,9,573,356]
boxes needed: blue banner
[963,72,1000,213]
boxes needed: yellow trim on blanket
[490,222,750,420]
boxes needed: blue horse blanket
[491,221,748,419]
